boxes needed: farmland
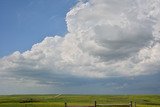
[0,94,159,107]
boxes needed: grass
[0,94,159,107]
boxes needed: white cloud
[0,0,160,87]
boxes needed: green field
[0,94,159,107]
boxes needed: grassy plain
[0,94,159,107]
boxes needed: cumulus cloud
[0,0,160,88]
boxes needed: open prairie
[0,94,159,107]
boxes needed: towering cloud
[0,0,160,87]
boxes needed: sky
[0,0,77,57]
[0,0,160,95]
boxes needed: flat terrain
[0,94,159,107]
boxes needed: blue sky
[0,0,160,95]
[0,0,77,57]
